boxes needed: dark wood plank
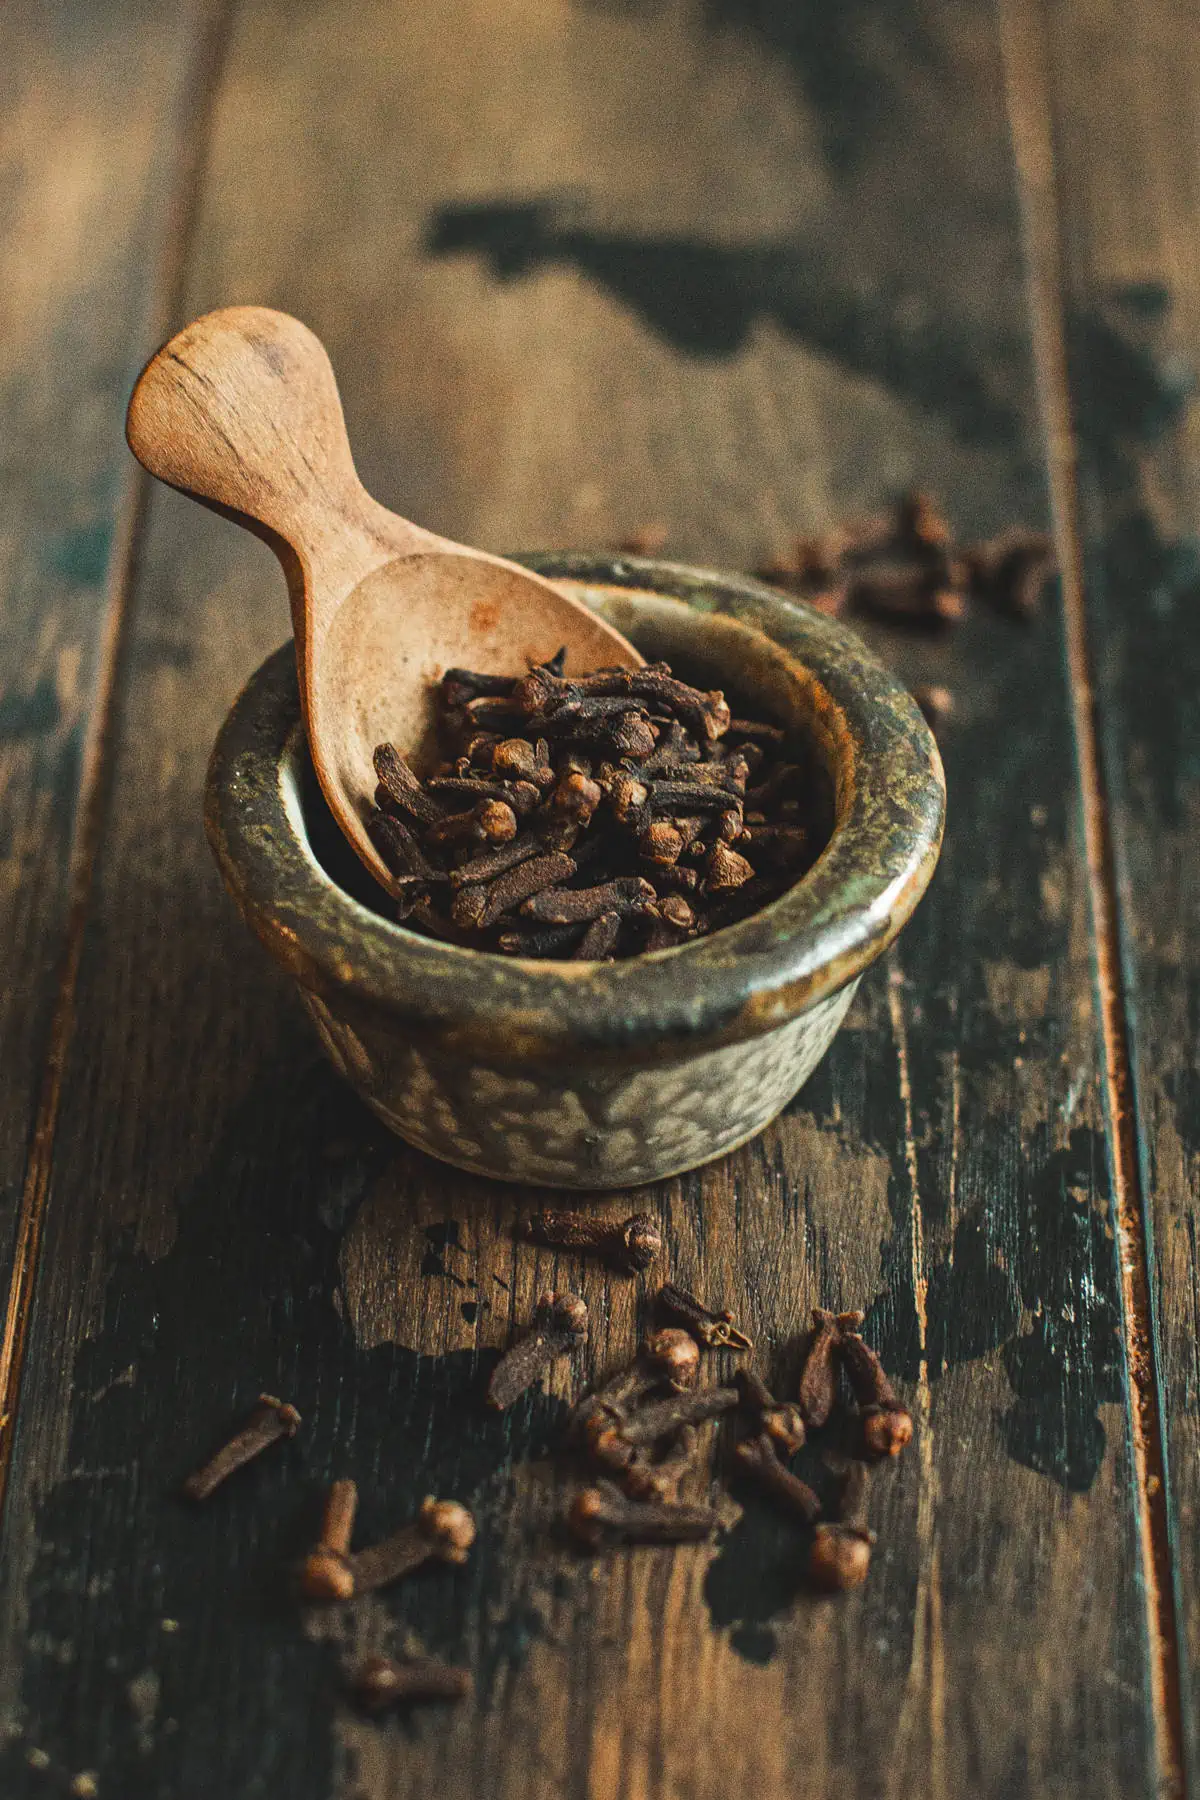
[1016,0,1200,1782]
[0,1,1157,1794]
[0,1,223,1427]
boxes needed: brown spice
[366,652,821,957]
[350,1653,472,1711]
[299,1479,359,1601]
[486,1292,589,1410]
[837,1331,913,1458]
[519,1210,662,1273]
[735,1432,821,1522]
[348,1497,476,1593]
[657,1282,753,1351]
[181,1394,300,1502]
[568,1482,720,1548]
[734,1366,806,1455]
[808,1522,875,1591]
[618,1385,739,1448]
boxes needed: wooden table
[2,1,1197,1793]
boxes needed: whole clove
[838,1331,913,1458]
[487,1291,588,1409]
[350,1653,472,1712]
[808,1521,875,1592]
[620,1426,699,1504]
[618,1385,739,1448]
[797,1308,865,1428]
[735,1367,806,1455]
[363,649,825,958]
[347,1497,477,1594]
[735,1433,821,1522]
[520,1210,662,1274]
[573,1328,700,1437]
[300,1479,359,1601]
[657,1282,753,1352]
[755,492,1057,636]
[181,1394,301,1502]
[568,1482,720,1549]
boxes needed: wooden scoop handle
[125,306,430,597]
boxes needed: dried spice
[756,491,1056,630]
[807,1520,875,1591]
[365,650,824,958]
[486,1292,588,1409]
[735,1432,821,1522]
[350,1653,472,1711]
[181,1394,301,1501]
[519,1209,662,1273]
[347,1497,476,1594]
[299,1479,359,1601]
[734,1366,806,1455]
[568,1482,720,1548]
[838,1329,914,1458]
[657,1281,753,1351]
[797,1309,863,1428]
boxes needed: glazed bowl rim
[204,552,945,1066]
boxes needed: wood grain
[0,0,208,1352]
[0,0,1163,1794]
[1009,0,1200,1782]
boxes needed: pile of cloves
[756,490,1055,632]
[558,1291,908,1590]
[367,650,825,958]
[483,1207,910,1594]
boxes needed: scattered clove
[573,1327,701,1440]
[519,1210,662,1274]
[487,1291,588,1409]
[797,1311,843,1429]
[755,493,1057,634]
[734,1367,806,1456]
[350,1653,472,1712]
[734,1433,821,1523]
[838,1331,913,1458]
[347,1497,476,1594]
[181,1394,301,1502]
[808,1521,875,1592]
[568,1482,720,1549]
[618,1385,739,1448]
[620,1426,699,1504]
[300,1479,359,1601]
[657,1281,753,1351]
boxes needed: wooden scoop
[125,305,641,896]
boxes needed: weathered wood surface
[0,0,1184,1794]
[1021,0,1200,1776]
[0,0,218,1438]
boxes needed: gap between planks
[999,1,1187,1793]
[0,0,239,1523]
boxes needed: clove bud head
[861,1405,913,1458]
[642,1328,700,1390]
[419,1497,477,1563]
[620,1214,663,1271]
[299,1547,355,1602]
[543,1291,590,1338]
[808,1523,874,1592]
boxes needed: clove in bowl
[204,553,944,1188]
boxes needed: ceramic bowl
[204,553,945,1189]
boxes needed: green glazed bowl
[204,554,945,1189]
